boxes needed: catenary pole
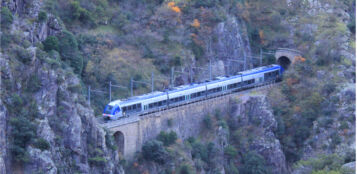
[109,81,112,102]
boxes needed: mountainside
[0,0,355,173]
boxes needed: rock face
[0,98,8,174]
[210,16,252,71]
[2,0,63,43]
[232,96,287,174]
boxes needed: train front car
[102,100,123,120]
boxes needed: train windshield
[104,105,114,114]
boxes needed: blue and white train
[103,64,283,120]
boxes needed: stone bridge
[99,84,277,159]
[275,48,302,69]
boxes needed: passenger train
[103,64,283,120]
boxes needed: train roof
[110,64,281,106]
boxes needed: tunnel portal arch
[277,56,291,70]
[114,131,124,157]
[274,48,302,70]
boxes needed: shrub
[88,156,107,166]
[43,36,59,52]
[1,7,13,29]
[157,131,177,146]
[179,164,193,174]
[34,138,50,151]
[224,145,238,159]
[203,114,212,129]
[9,115,37,162]
[1,33,13,49]
[38,11,47,22]
[167,119,173,127]
[240,151,271,174]
[227,161,239,174]
[15,47,33,64]
[142,140,168,164]
[27,74,42,92]
[68,84,82,93]
[58,31,83,74]
[105,131,117,151]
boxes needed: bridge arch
[113,131,125,157]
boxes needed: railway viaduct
[99,48,301,159]
[100,84,276,159]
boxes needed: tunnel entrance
[277,56,291,70]
[114,131,124,157]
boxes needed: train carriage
[103,64,283,120]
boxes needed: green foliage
[142,140,168,164]
[240,151,271,174]
[58,31,83,74]
[157,131,177,146]
[68,84,82,93]
[34,138,50,151]
[15,47,33,64]
[1,33,13,49]
[224,145,238,159]
[167,119,173,127]
[111,13,128,30]
[179,164,194,174]
[203,114,212,129]
[169,56,182,67]
[9,115,37,162]
[38,11,48,22]
[27,74,42,93]
[188,139,217,164]
[295,154,344,172]
[190,41,204,61]
[43,36,59,52]
[1,7,13,29]
[227,161,239,174]
[192,0,218,8]
[88,156,107,166]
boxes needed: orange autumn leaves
[191,19,200,28]
[168,2,181,13]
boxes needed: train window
[122,107,127,112]
[133,104,137,109]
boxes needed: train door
[185,95,189,100]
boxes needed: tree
[58,31,83,74]
[43,36,59,52]
[9,116,37,162]
[142,140,168,164]
[240,151,271,174]
[38,11,47,22]
[157,131,177,146]
[1,7,13,29]
[224,145,238,160]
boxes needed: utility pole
[243,54,247,71]
[130,77,133,97]
[109,81,112,102]
[189,66,193,83]
[209,60,212,80]
[88,85,91,105]
[171,67,174,87]
[151,71,154,92]
[260,48,263,66]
